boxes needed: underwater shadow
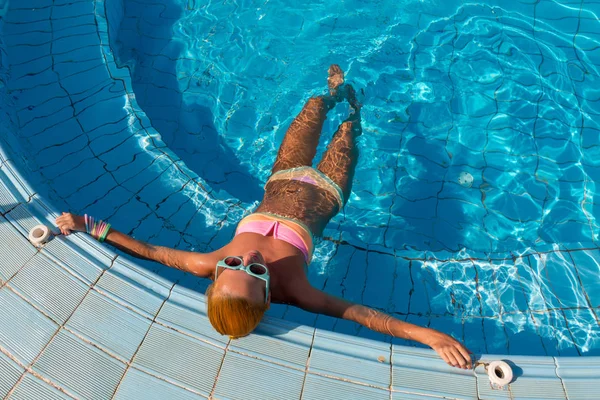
[112,0,263,204]
[390,101,469,253]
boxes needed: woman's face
[214,250,270,305]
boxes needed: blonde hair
[205,283,268,339]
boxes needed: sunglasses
[215,256,270,303]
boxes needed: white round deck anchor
[487,360,513,388]
[28,224,51,247]
[458,171,474,188]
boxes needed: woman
[56,65,472,369]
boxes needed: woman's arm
[294,286,472,369]
[55,212,213,277]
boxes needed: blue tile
[50,157,106,198]
[106,199,153,235]
[309,329,390,389]
[53,44,98,66]
[555,356,600,400]
[0,287,59,365]
[404,259,433,316]
[78,93,128,134]
[19,107,73,142]
[60,69,111,105]
[462,317,487,355]
[361,251,396,310]
[386,256,412,316]
[42,235,109,284]
[80,185,132,221]
[505,314,548,356]
[2,8,51,25]
[55,58,105,83]
[392,345,476,399]
[118,156,172,194]
[569,249,600,307]
[54,21,97,40]
[0,351,23,399]
[52,1,94,19]
[115,368,204,400]
[22,118,83,153]
[7,0,49,9]
[136,164,182,208]
[213,351,304,400]
[64,174,119,213]
[5,203,44,238]
[9,373,71,400]
[1,20,51,36]
[33,330,126,400]
[307,373,390,400]
[9,56,52,81]
[66,290,152,360]
[12,68,58,95]
[39,145,95,182]
[156,284,229,346]
[483,318,509,355]
[95,257,171,318]
[560,308,600,356]
[52,31,98,55]
[88,123,136,155]
[129,213,169,244]
[229,316,313,370]
[0,218,37,284]
[133,324,223,396]
[10,253,89,325]
[475,354,565,400]
[538,251,588,309]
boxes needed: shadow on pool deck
[111,0,264,204]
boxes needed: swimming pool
[1,0,599,378]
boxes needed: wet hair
[205,283,268,339]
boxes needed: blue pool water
[1,0,599,356]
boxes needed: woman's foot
[345,84,361,111]
[326,64,361,110]
[328,64,345,97]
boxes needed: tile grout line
[552,356,569,400]
[0,343,79,400]
[208,336,232,399]
[298,327,316,400]
[150,318,228,350]
[3,253,119,399]
[109,281,177,399]
[0,200,22,217]
[126,363,209,398]
[389,343,393,400]
[0,246,37,290]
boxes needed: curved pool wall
[0,0,599,399]
[2,0,600,358]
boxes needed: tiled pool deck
[0,0,599,399]
[1,155,599,399]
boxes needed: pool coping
[0,0,598,399]
[4,144,600,399]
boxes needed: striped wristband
[84,214,111,243]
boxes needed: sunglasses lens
[248,263,267,275]
[224,257,242,267]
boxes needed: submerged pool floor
[0,0,599,365]
[1,0,600,399]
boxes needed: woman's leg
[272,65,345,173]
[316,106,362,204]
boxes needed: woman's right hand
[425,329,472,369]
[55,212,86,235]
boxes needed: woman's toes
[328,64,345,96]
